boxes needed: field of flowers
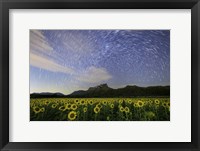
[30,98,170,121]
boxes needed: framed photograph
[0,0,199,150]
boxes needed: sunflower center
[35,108,40,111]
[70,113,75,118]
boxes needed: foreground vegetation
[30,98,170,121]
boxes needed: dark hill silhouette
[30,92,64,98]
[30,83,170,98]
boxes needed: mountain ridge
[30,83,170,98]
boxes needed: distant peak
[98,83,108,88]
[88,83,110,91]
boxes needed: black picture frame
[0,0,199,150]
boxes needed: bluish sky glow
[30,30,170,95]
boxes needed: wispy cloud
[30,30,75,74]
[30,53,74,74]
[30,30,53,54]
[30,30,112,84]
[76,66,112,83]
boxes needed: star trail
[30,30,170,95]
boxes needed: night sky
[30,30,170,95]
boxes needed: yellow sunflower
[167,102,170,107]
[110,104,114,109]
[128,100,132,104]
[44,101,50,106]
[51,104,58,108]
[154,99,160,105]
[74,99,79,104]
[59,106,67,111]
[124,106,130,113]
[162,102,167,108]
[68,111,77,121]
[102,101,107,105]
[71,104,78,110]
[134,102,138,108]
[94,106,100,114]
[96,104,102,109]
[64,102,68,105]
[80,100,85,105]
[89,100,93,105]
[83,107,87,113]
[119,106,124,112]
[33,106,41,114]
[137,101,144,108]
[40,107,45,112]
[66,104,72,110]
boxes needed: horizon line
[30,84,170,95]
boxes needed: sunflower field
[30,98,170,121]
